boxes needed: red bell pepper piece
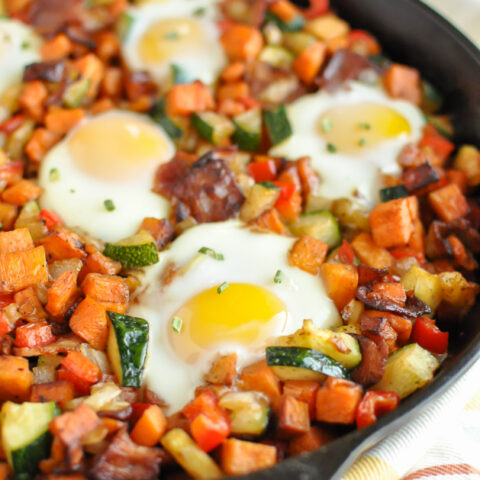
[418,124,455,164]
[390,247,425,264]
[337,240,355,265]
[183,390,230,452]
[356,391,399,429]
[57,366,93,396]
[247,160,277,182]
[273,181,296,202]
[412,317,448,354]
[0,114,25,135]
[39,209,63,230]
[14,321,55,348]
[347,30,381,55]
[61,351,101,384]
[303,0,329,19]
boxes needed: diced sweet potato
[428,183,469,223]
[289,235,328,275]
[288,426,335,457]
[2,180,43,206]
[220,24,264,61]
[46,270,80,317]
[351,233,394,269]
[38,228,86,262]
[383,63,421,105]
[0,355,33,401]
[221,439,277,476]
[30,380,75,403]
[315,377,362,424]
[14,286,47,321]
[277,395,310,436]
[321,264,358,311]
[0,228,33,253]
[69,296,108,350]
[204,353,237,386]
[239,360,281,400]
[81,273,129,313]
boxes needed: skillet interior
[236,1,480,479]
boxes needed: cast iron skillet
[238,1,480,479]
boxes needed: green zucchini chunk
[373,343,439,399]
[103,231,159,268]
[289,210,341,248]
[1,401,59,480]
[265,11,305,32]
[379,185,409,202]
[266,346,350,382]
[232,108,262,152]
[107,311,149,388]
[264,105,292,146]
[150,98,183,140]
[191,111,235,146]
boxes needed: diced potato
[282,32,317,55]
[453,145,480,187]
[340,299,364,333]
[304,14,350,41]
[401,265,442,314]
[438,271,479,310]
[240,183,280,222]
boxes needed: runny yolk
[68,115,172,181]
[318,103,411,153]
[169,283,287,364]
[139,18,208,64]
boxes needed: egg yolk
[169,283,287,363]
[139,18,208,64]
[68,115,172,181]
[318,103,411,153]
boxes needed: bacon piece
[351,335,387,386]
[23,61,65,83]
[89,428,163,480]
[402,162,440,193]
[360,313,397,354]
[357,265,390,286]
[154,151,245,223]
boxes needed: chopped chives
[198,246,224,261]
[327,143,337,153]
[359,122,371,130]
[358,138,367,147]
[321,117,333,133]
[217,282,229,294]
[104,199,115,212]
[171,316,183,333]
[274,269,286,284]
[49,168,60,182]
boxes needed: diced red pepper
[303,0,329,19]
[390,247,425,264]
[57,366,92,396]
[0,114,25,135]
[356,391,399,429]
[39,209,63,230]
[418,124,455,164]
[130,402,151,425]
[347,30,381,55]
[0,312,12,336]
[61,351,101,384]
[273,181,296,202]
[337,240,355,265]
[247,160,277,182]
[412,317,448,354]
[14,321,55,348]
[183,390,231,452]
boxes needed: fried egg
[38,110,175,242]
[129,220,340,411]
[0,19,42,98]
[270,81,425,205]
[121,0,227,88]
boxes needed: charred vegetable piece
[232,108,262,152]
[373,343,439,399]
[264,105,292,145]
[379,185,408,202]
[1,401,59,480]
[107,312,149,388]
[289,210,341,248]
[266,346,350,381]
[103,231,159,268]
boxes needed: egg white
[0,19,42,100]
[121,0,227,87]
[38,110,175,243]
[130,220,341,412]
[269,81,426,206]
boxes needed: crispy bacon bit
[360,313,397,353]
[357,265,390,286]
[139,218,175,250]
[351,335,387,386]
[318,50,370,92]
[23,61,65,83]
[89,428,163,480]
[124,71,157,102]
[154,150,245,223]
[402,162,440,193]
[356,286,431,318]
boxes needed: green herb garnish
[171,316,183,333]
[327,143,337,153]
[274,270,286,284]
[192,6,206,16]
[321,118,333,133]
[217,282,229,294]
[358,138,367,147]
[165,31,180,40]
[359,122,371,130]
[198,246,224,261]
[49,168,60,182]
[104,199,115,212]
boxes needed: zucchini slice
[266,346,350,382]
[232,108,262,152]
[265,11,305,32]
[1,401,59,480]
[103,231,159,268]
[273,319,361,369]
[379,185,408,202]
[107,312,149,388]
[258,46,295,69]
[264,105,292,146]
[150,98,183,140]
[191,111,235,146]
[289,210,341,248]
[62,77,90,108]
[218,392,269,436]
[373,343,439,399]
[240,182,280,222]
